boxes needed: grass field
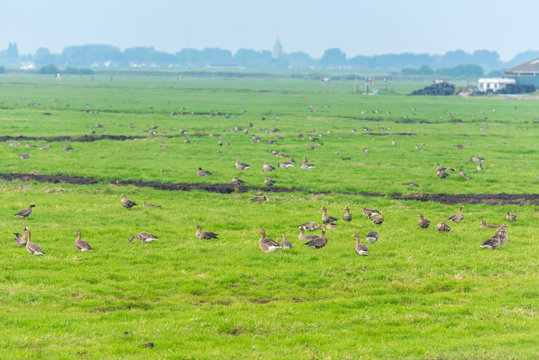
[0,72,537,359]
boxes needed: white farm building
[477,78,515,92]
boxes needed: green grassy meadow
[0,72,537,359]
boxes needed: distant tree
[7,43,18,59]
[38,64,60,74]
[436,64,483,78]
[471,50,501,70]
[0,65,5,73]
[64,66,94,75]
[401,68,418,75]
[199,48,232,66]
[320,48,346,67]
[234,49,273,68]
[34,48,55,65]
[176,48,200,66]
[417,65,434,75]
[62,44,125,66]
[441,50,471,68]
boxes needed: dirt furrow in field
[1,173,537,206]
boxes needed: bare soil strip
[1,173,536,206]
[0,135,146,142]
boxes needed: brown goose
[302,156,309,163]
[321,206,337,225]
[479,221,497,229]
[258,229,281,253]
[343,206,352,222]
[14,226,28,247]
[74,231,93,251]
[264,177,276,186]
[469,156,484,163]
[18,153,31,159]
[128,232,159,243]
[184,138,190,144]
[435,162,455,173]
[298,228,322,241]
[363,146,368,154]
[143,201,161,208]
[506,211,517,222]
[280,234,293,249]
[300,163,315,170]
[262,161,275,172]
[497,223,510,245]
[235,160,250,170]
[476,163,483,171]
[418,214,430,228]
[278,161,294,169]
[353,233,368,255]
[24,228,45,255]
[298,221,322,231]
[366,231,379,244]
[371,211,384,226]
[437,222,452,232]
[459,169,471,180]
[437,170,450,179]
[197,167,212,176]
[232,177,244,186]
[196,225,219,239]
[391,137,396,146]
[448,205,464,223]
[15,204,35,218]
[362,207,380,219]
[250,195,268,202]
[480,227,505,249]
[121,194,137,209]
[304,228,327,249]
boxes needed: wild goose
[480,221,497,229]
[366,231,379,244]
[437,170,450,179]
[476,163,483,171]
[235,160,250,170]
[184,138,190,144]
[343,206,352,222]
[371,211,384,226]
[62,146,74,151]
[278,161,294,169]
[280,234,293,249]
[448,205,464,223]
[232,177,244,186]
[217,138,223,146]
[289,155,296,164]
[14,226,28,247]
[128,232,159,243]
[258,229,281,253]
[304,228,328,249]
[497,223,510,245]
[90,128,96,134]
[74,231,93,251]
[196,225,219,240]
[300,163,315,170]
[15,204,35,218]
[262,161,275,172]
[480,227,505,249]
[353,233,368,255]
[264,177,276,186]
[39,145,51,150]
[302,156,309,163]
[24,228,45,255]
[437,222,452,232]
[418,214,430,228]
[469,156,484,163]
[143,201,162,208]
[321,207,338,225]
[506,211,517,222]
[250,195,269,202]
[298,221,322,231]
[459,169,471,180]
[298,228,322,241]
[121,194,137,209]
[362,207,380,218]
[10,141,21,147]
[18,153,31,159]
[197,167,212,176]
[391,137,396,146]
[363,146,368,154]
[435,162,455,173]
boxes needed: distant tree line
[0,42,538,73]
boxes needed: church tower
[273,38,283,59]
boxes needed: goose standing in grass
[298,221,322,231]
[262,161,275,172]
[437,222,452,233]
[366,231,379,244]
[480,227,506,249]
[196,225,219,240]
[264,177,276,186]
[24,228,45,255]
[14,226,28,247]
[235,160,250,170]
[121,194,137,209]
[74,231,93,251]
[437,170,450,179]
[480,221,497,229]
[298,228,322,242]
[353,233,368,255]
[371,211,384,226]
[343,206,352,222]
[435,162,455,173]
[280,234,293,249]
[232,177,244,186]
[197,167,212,176]
[362,206,380,219]
[476,163,484,171]
[391,137,396,146]
[448,205,464,223]
[506,211,518,222]
[321,206,338,226]
[418,214,430,228]
[304,228,328,249]
[258,229,281,253]
[459,169,472,180]
[15,204,35,218]
[497,223,510,245]
[128,232,159,243]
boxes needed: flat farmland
[0,73,537,359]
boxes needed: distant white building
[478,78,515,92]
[19,62,35,70]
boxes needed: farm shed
[503,57,539,88]
[477,78,515,92]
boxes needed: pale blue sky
[1,0,537,60]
